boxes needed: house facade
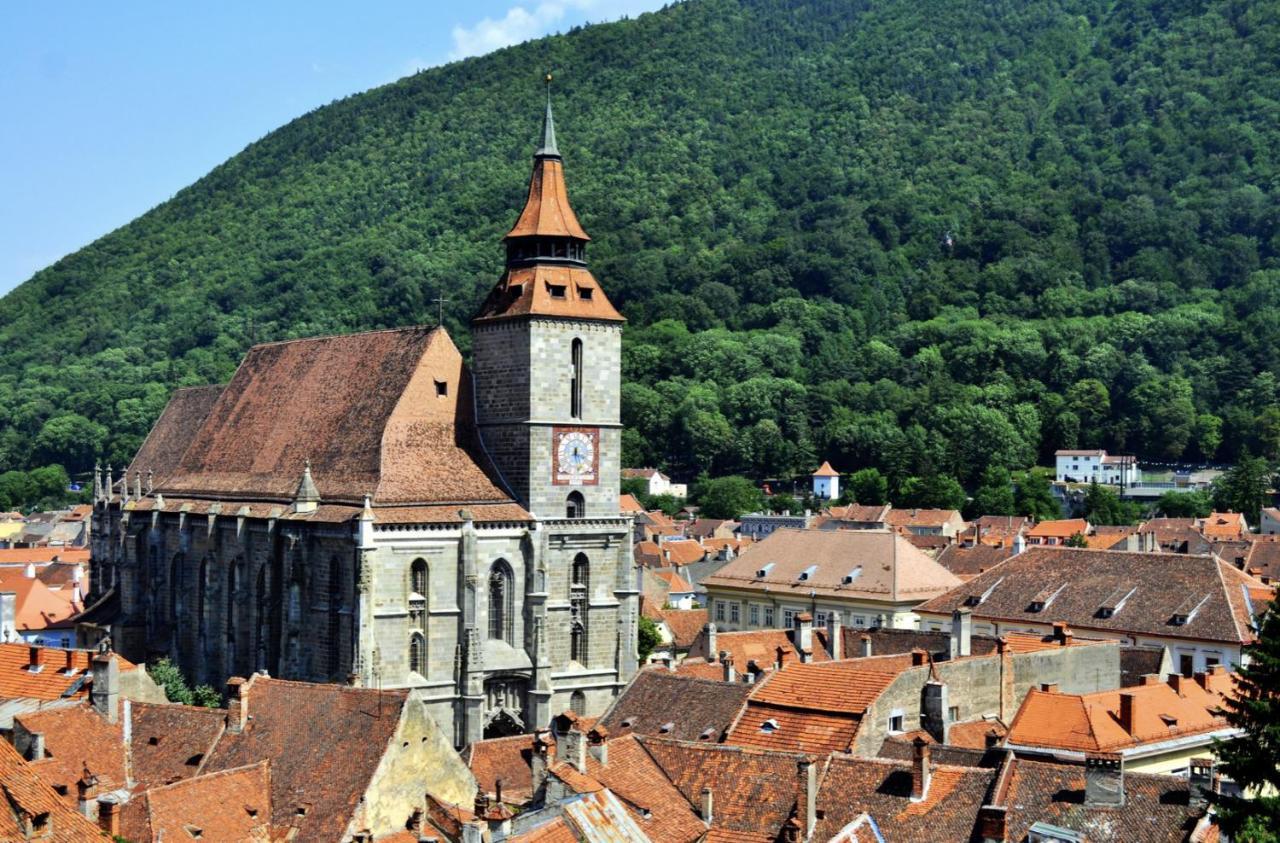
[1054,449,1140,486]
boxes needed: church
[86,93,638,747]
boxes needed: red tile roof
[824,504,891,524]
[0,643,136,702]
[659,608,708,650]
[652,570,694,593]
[599,668,752,743]
[21,704,128,796]
[466,733,552,805]
[935,544,1015,579]
[1027,518,1090,538]
[124,385,225,482]
[505,155,590,240]
[474,264,624,323]
[688,627,833,666]
[812,462,840,477]
[141,761,272,843]
[619,493,645,514]
[128,701,227,789]
[142,327,518,511]
[884,508,963,529]
[0,739,108,841]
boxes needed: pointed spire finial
[537,72,559,158]
[293,458,320,514]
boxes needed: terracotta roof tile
[917,547,1264,645]
[474,265,624,323]
[935,544,1016,579]
[658,609,707,649]
[728,704,860,754]
[150,326,516,508]
[812,462,840,477]
[466,733,552,805]
[505,155,589,240]
[687,627,833,666]
[143,760,272,843]
[824,504,891,524]
[0,643,136,702]
[128,701,227,789]
[200,676,411,842]
[884,509,963,529]
[510,816,578,842]
[124,385,225,482]
[598,669,752,743]
[0,739,108,841]
[702,529,961,602]
[638,737,810,843]
[19,704,128,796]
[652,570,694,593]
[619,493,645,514]
[1027,518,1090,538]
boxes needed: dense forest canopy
[1,0,1278,501]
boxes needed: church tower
[472,88,625,519]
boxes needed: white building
[811,461,840,500]
[621,468,688,499]
[1054,449,1140,486]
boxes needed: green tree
[695,476,764,520]
[1213,455,1274,527]
[1082,481,1141,526]
[192,684,223,708]
[148,657,195,706]
[847,468,888,506]
[1154,490,1212,518]
[33,414,106,475]
[1015,470,1060,521]
[1064,532,1089,548]
[1212,604,1280,840]
[637,615,662,663]
[648,493,683,517]
[898,473,966,510]
[621,476,650,504]
[970,465,1016,517]
[768,493,800,515]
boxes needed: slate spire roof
[537,79,559,158]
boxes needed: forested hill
[2,0,1278,496]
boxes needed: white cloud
[448,0,667,60]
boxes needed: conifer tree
[1213,604,1280,840]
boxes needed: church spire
[536,75,559,158]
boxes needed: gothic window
[255,566,269,672]
[570,621,586,665]
[409,559,428,631]
[197,557,209,653]
[226,561,238,659]
[570,338,583,418]
[570,690,586,715]
[571,554,589,593]
[409,632,426,677]
[169,553,182,619]
[566,491,585,519]
[488,560,514,644]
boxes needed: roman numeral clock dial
[553,427,599,485]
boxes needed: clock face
[553,427,599,486]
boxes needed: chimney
[720,651,736,683]
[1118,692,1136,733]
[1189,758,1215,808]
[703,623,717,659]
[1040,683,1059,694]
[588,725,609,766]
[98,795,121,837]
[1140,674,1160,686]
[984,729,1001,749]
[922,680,950,744]
[461,820,485,843]
[1169,673,1188,696]
[90,652,119,724]
[796,613,813,663]
[1194,671,1212,691]
[27,731,44,762]
[1013,533,1026,555]
[62,648,75,675]
[775,645,788,671]
[799,759,818,838]
[27,646,42,672]
[530,731,551,797]
[226,676,248,733]
[828,611,842,660]
[1084,752,1124,807]
[860,634,872,658]
[910,737,931,802]
[911,648,928,667]
[978,805,1007,843]
[1052,621,1072,645]
[700,787,713,824]
[950,607,972,659]
[563,720,587,773]
[77,769,100,819]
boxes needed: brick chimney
[922,680,949,744]
[720,651,736,683]
[555,714,587,774]
[798,758,818,838]
[796,613,813,663]
[910,737,931,802]
[77,769,100,820]
[1118,692,1136,734]
[978,805,1007,843]
[62,648,75,675]
[226,676,248,733]
[27,645,42,673]
[1084,752,1124,807]
[700,787,713,824]
[703,623,717,659]
[911,648,928,667]
[1051,621,1072,645]
[90,652,119,724]
[1139,674,1160,686]
[1040,683,1059,694]
[1169,673,1188,696]
[587,725,609,766]
[950,608,972,659]
[530,730,551,797]
[97,795,121,837]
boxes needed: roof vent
[964,576,1004,607]
[760,718,780,734]
[1098,586,1137,619]
[797,564,818,582]
[841,567,863,586]
[658,722,674,734]
[698,727,717,741]
[620,717,635,729]
[1172,594,1209,626]
[1028,583,1066,613]
[755,562,775,579]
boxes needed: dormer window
[578,286,593,300]
[547,283,567,299]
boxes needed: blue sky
[0,1,667,295]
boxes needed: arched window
[571,554,589,592]
[197,557,209,654]
[410,559,428,599]
[226,560,240,674]
[488,560,514,644]
[570,622,586,664]
[566,491,585,519]
[255,565,269,672]
[169,553,182,619]
[570,338,583,419]
[570,690,586,716]
[409,632,426,677]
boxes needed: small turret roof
[812,461,840,477]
